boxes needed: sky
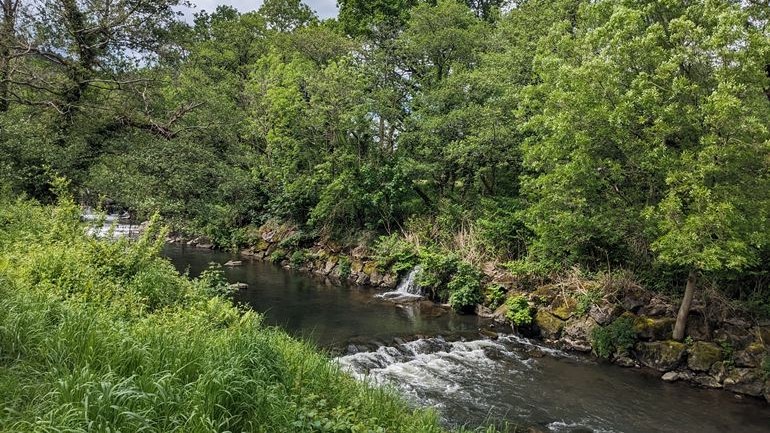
[185,1,339,19]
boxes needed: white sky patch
[181,0,339,20]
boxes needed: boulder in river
[224,260,243,267]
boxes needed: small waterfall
[378,266,423,301]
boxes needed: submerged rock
[224,260,243,267]
[634,341,686,372]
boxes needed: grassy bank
[0,196,460,432]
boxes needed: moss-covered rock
[535,310,565,339]
[632,315,675,341]
[687,341,723,372]
[634,341,686,372]
[552,298,577,320]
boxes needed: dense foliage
[1,1,769,321]
[0,193,457,432]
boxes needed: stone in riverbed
[687,341,723,372]
[723,368,765,397]
[224,260,243,267]
[693,374,722,389]
[661,371,680,382]
[634,341,686,372]
[230,282,248,290]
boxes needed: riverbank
[164,241,770,433]
[174,221,770,404]
[0,199,460,432]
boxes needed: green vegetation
[576,289,603,317]
[762,356,770,380]
[0,196,452,432]
[338,256,352,279]
[1,0,769,380]
[290,249,310,267]
[505,295,532,327]
[591,317,637,359]
[484,285,507,310]
[447,262,484,312]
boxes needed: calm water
[163,243,770,433]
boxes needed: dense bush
[505,295,532,327]
[374,234,419,275]
[484,285,507,310]
[591,317,637,359]
[447,262,483,312]
[417,247,460,300]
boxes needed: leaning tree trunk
[673,270,698,341]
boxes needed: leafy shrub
[505,295,532,326]
[197,263,234,297]
[504,258,555,280]
[719,341,735,365]
[373,235,418,275]
[447,262,483,312]
[338,256,352,279]
[417,247,459,300]
[485,285,507,310]
[269,249,287,264]
[762,356,770,380]
[591,316,636,359]
[289,250,309,267]
[475,198,529,260]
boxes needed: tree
[258,0,317,33]
[523,0,770,337]
[337,0,418,37]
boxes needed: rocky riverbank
[172,223,769,404]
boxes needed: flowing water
[378,266,424,301]
[161,243,770,433]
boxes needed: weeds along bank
[181,220,770,403]
[0,197,461,433]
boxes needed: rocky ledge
[491,283,770,403]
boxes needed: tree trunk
[672,270,697,341]
[0,0,18,112]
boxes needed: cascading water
[337,335,770,433]
[377,266,423,301]
[82,208,141,239]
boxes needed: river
[164,243,770,433]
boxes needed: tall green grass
[0,196,453,432]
